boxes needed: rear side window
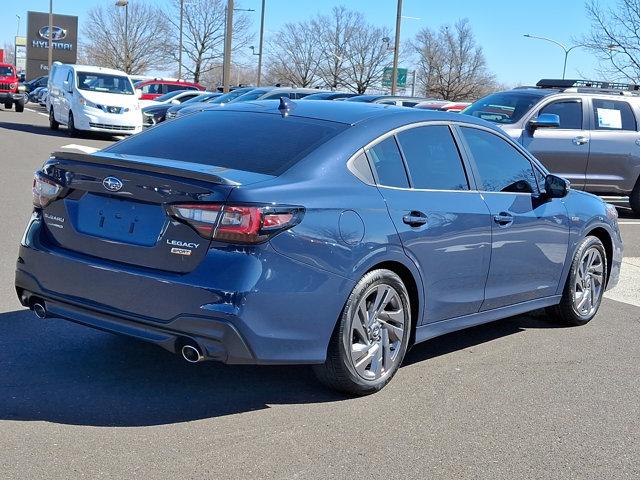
[142,83,162,94]
[396,126,469,190]
[106,111,347,176]
[539,100,582,129]
[366,137,409,188]
[461,127,537,193]
[167,84,196,92]
[592,99,636,131]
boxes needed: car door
[585,97,640,195]
[521,98,589,189]
[366,125,492,324]
[62,69,73,123]
[458,125,570,311]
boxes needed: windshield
[347,96,378,102]
[182,93,218,104]
[230,89,270,102]
[77,72,134,95]
[0,66,15,76]
[154,90,190,102]
[463,92,546,124]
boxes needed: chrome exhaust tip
[181,344,204,363]
[32,302,47,319]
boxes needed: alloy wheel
[573,247,604,317]
[348,283,406,381]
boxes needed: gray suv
[464,79,640,215]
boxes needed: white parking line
[25,107,49,118]
[605,257,640,307]
[618,221,640,225]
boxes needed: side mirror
[135,89,142,99]
[63,80,71,93]
[170,99,180,105]
[544,174,570,199]
[529,113,560,131]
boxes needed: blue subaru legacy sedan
[16,99,623,395]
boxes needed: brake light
[32,171,63,208]
[168,203,303,244]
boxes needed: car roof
[211,98,499,129]
[61,64,129,76]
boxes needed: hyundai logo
[102,176,124,192]
[38,26,67,41]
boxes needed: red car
[134,79,205,100]
[0,63,26,112]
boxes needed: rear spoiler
[49,150,239,186]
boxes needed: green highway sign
[382,67,408,88]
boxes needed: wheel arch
[365,260,421,348]
[585,226,613,286]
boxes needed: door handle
[572,136,589,146]
[402,211,428,227]
[493,212,514,227]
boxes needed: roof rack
[536,79,640,96]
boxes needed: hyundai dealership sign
[26,11,78,80]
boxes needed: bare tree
[582,0,640,82]
[412,19,495,101]
[3,42,15,65]
[311,6,362,89]
[340,23,393,94]
[81,2,169,74]
[266,21,320,87]
[166,0,253,83]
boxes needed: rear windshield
[106,111,347,175]
[463,92,546,124]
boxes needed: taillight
[168,203,304,244]
[33,171,63,208]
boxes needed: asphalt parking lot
[1,107,639,479]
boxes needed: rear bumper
[15,213,353,364]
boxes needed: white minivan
[48,64,142,136]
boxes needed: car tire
[4,102,11,109]
[630,179,640,216]
[15,101,24,113]
[67,111,77,136]
[546,236,607,326]
[49,108,59,130]
[313,269,412,395]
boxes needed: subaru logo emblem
[39,26,67,41]
[103,176,123,192]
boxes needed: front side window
[396,125,469,190]
[366,137,409,188]
[539,100,582,129]
[592,99,636,131]
[76,72,134,95]
[461,127,537,194]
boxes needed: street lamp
[115,0,129,72]
[16,15,21,37]
[222,3,255,92]
[524,34,581,80]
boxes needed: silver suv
[464,79,640,215]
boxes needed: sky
[3,0,606,86]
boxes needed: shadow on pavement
[0,308,561,427]
[0,120,116,142]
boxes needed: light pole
[115,0,129,72]
[256,0,265,86]
[222,4,254,92]
[524,34,581,80]
[178,0,184,80]
[48,0,53,71]
[16,15,20,37]
[391,0,403,95]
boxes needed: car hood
[143,104,171,114]
[0,76,17,82]
[79,90,139,107]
